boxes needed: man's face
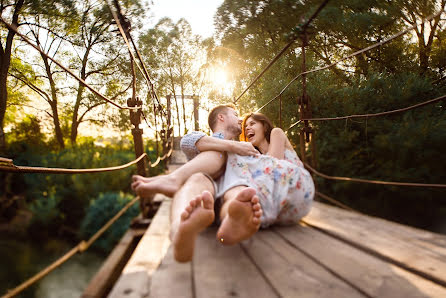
[223,108,242,137]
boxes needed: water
[0,237,106,298]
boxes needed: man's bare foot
[217,187,262,246]
[131,174,180,197]
[173,191,215,262]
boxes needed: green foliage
[80,192,139,252]
[1,134,165,239]
[214,0,446,232]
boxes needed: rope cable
[0,17,138,111]
[0,153,147,174]
[304,162,446,188]
[256,8,446,112]
[234,0,331,103]
[285,94,446,130]
[105,0,166,117]
[2,196,141,298]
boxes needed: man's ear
[217,113,225,122]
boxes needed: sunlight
[209,66,232,96]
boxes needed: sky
[147,0,225,38]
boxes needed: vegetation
[0,0,445,259]
[213,0,446,231]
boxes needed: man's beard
[227,123,242,139]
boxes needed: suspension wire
[256,8,445,113]
[106,0,167,117]
[315,191,359,213]
[285,93,446,130]
[304,162,446,188]
[0,153,147,174]
[2,196,141,298]
[234,0,331,103]
[0,17,137,111]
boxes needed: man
[132,104,262,262]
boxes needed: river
[0,237,106,298]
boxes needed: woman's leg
[132,151,226,197]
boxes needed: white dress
[220,149,315,228]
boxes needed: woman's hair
[240,112,274,142]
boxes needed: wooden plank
[82,228,141,298]
[149,246,193,298]
[304,202,446,286]
[276,224,446,298]
[108,200,171,298]
[193,228,278,298]
[241,229,365,298]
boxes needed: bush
[79,192,139,252]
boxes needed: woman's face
[244,116,265,146]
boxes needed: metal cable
[0,153,147,174]
[0,17,138,111]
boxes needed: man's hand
[231,141,259,156]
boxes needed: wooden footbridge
[81,148,446,298]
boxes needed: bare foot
[217,187,262,246]
[131,174,180,197]
[173,191,215,262]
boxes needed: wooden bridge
[83,148,446,298]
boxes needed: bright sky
[148,0,224,38]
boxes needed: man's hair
[208,103,236,131]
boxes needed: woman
[221,112,315,228]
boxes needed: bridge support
[128,97,150,218]
[299,30,317,169]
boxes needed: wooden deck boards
[107,197,446,298]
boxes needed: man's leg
[216,186,263,246]
[132,151,225,197]
[171,172,216,262]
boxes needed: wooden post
[279,94,282,129]
[193,94,199,131]
[128,97,149,218]
[300,129,306,164]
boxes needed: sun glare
[209,67,232,96]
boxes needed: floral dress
[221,149,315,228]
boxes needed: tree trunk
[71,47,89,145]
[41,53,64,149]
[0,0,25,150]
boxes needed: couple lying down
[131,104,314,262]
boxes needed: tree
[139,18,207,135]
[0,0,77,150]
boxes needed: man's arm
[196,136,258,156]
[180,131,258,160]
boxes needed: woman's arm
[267,128,288,159]
[196,136,259,156]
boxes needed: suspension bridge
[1,0,446,297]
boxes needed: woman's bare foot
[131,174,181,197]
[173,191,215,262]
[217,187,262,246]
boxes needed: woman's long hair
[240,113,274,142]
